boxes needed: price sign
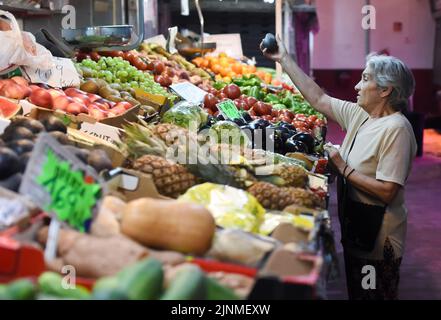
[170,82,208,104]
[216,99,243,120]
[19,133,103,232]
[36,149,101,231]
[79,122,122,145]
[21,57,80,88]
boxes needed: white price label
[21,57,80,88]
[79,122,122,145]
[170,82,208,105]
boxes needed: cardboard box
[105,168,169,201]
[270,222,310,245]
[26,102,141,129]
[259,246,322,281]
[66,128,126,168]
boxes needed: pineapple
[132,155,197,198]
[151,123,196,147]
[247,182,322,210]
[255,164,308,188]
[122,122,256,188]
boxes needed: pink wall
[312,0,436,69]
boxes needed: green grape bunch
[77,57,175,100]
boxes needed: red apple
[88,108,107,120]
[110,105,126,115]
[0,83,29,99]
[72,95,90,106]
[66,102,84,115]
[114,101,133,110]
[11,76,29,87]
[52,95,72,111]
[47,88,64,99]
[64,87,82,97]
[29,85,41,93]
[29,89,52,108]
[87,93,101,103]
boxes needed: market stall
[0,9,337,301]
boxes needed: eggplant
[262,33,279,54]
[285,138,308,154]
[291,132,315,154]
[279,122,296,131]
[216,114,226,121]
[233,118,247,127]
[249,119,271,130]
[241,112,253,123]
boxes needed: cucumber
[38,272,90,300]
[117,258,164,300]
[92,277,128,300]
[161,265,207,300]
[206,277,240,300]
[6,279,37,300]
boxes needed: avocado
[10,117,45,134]
[1,126,34,142]
[63,145,90,163]
[19,152,32,172]
[40,116,67,133]
[0,172,22,192]
[48,131,70,145]
[0,147,20,179]
[7,139,34,156]
[87,149,113,173]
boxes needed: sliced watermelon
[0,97,20,119]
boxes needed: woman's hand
[324,144,347,175]
[259,34,288,64]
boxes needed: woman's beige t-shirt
[331,98,417,260]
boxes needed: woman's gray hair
[366,54,415,112]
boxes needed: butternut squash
[121,198,216,255]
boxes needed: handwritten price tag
[21,57,80,88]
[216,99,243,120]
[19,133,103,232]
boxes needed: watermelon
[0,97,21,119]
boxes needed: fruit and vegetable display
[0,19,335,301]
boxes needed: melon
[0,97,21,119]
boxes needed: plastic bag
[207,229,279,267]
[0,11,54,73]
[161,101,208,129]
[178,183,265,233]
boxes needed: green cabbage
[161,101,208,129]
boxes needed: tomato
[132,57,148,70]
[295,114,307,122]
[245,96,258,108]
[204,93,219,111]
[279,115,292,123]
[152,60,165,75]
[253,101,272,116]
[292,120,306,128]
[76,52,90,62]
[271,109,281,117]
[89,52,101,62]
[315,118,325,127]
[223,84,241,100]
[282,110,294,120]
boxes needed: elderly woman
[261,37,417,300]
